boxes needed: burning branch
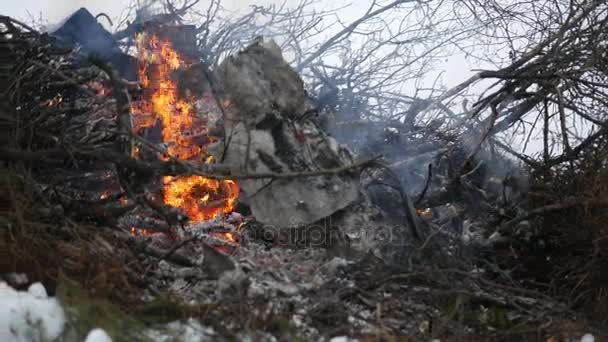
[0,146,381,181]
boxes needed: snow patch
[85,328,113,342]
[329,337,358,342]
[0,282,66,342]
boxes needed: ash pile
[1,9,600,342]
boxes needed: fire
[130,227,156,236]
[163,176,239,222]
[131,31,239,226]
[223,232,236,243]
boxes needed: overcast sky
[2,0,348,27]
[1,0,476,87]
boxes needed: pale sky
[1,0,475,87]
[2,0,349,27]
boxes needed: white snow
[580,334,595,342]
[84,328,113,342]
[26,283,47,299]
[0,282,66,342]
[329,337,358,342]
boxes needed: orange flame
[132,32,238,225]
[224,232,236,243]
[130,227,156,236]
[163,176,239,222]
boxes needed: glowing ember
[131,31,239,226]
[416,207,433,219]
[119,196,129,206]
[224,232,236,243]
[45,96,63,107]
[130,227,156,236]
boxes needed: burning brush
[129,26,239,240]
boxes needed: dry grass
[1,168,61,290]
[1,166,146,306]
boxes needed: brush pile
[1,8,607,342]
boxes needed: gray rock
[212,38,360,228]
[216,37,307,119]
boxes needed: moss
[438,294,520,332]
[56,276,150,342]
[56,277,230,341]
[463,305,512,330]
[263,315,298,336]
[134,298,218,325]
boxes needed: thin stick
[415,163,432,205]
